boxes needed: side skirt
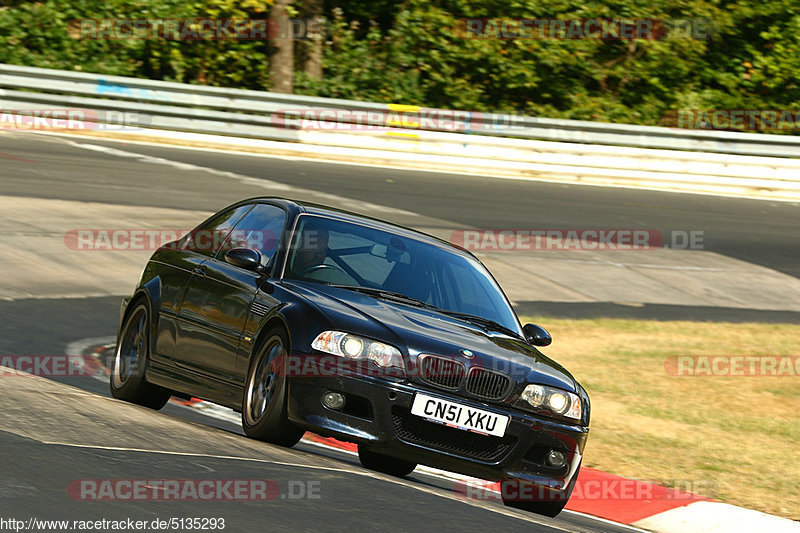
[146,359,244,411]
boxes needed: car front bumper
[286,370,588,492]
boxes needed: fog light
[322,391,346,410]
[545,450,567,468]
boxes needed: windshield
[283,215,521,334]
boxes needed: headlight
[311,331,403,370]
[342,336,364,357]
[517,384,582,422]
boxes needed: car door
[152,203,254,363]
[176,203,288,386]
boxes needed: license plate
[410,393,509,437]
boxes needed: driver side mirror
[225,248,265,273]
[523,323,552,347]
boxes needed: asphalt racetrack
[1,130,798,532]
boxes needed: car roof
[236,196,476,258]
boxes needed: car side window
[217,203,287,266]
[179,204,254,258]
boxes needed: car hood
[282,281,578,392]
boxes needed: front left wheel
[502,461,581,517]
[109,301,171,410]
[242,328,304,447]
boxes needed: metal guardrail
[2,63,799,158]
[1,63,799,200]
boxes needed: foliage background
[1,0,798,128]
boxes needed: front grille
[465,367,514,401]
[418,355,465,390]
[392,406,516,463]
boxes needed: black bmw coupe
[111,197,590,516]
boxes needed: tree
[269,0,294,93]
[301,0,323,80]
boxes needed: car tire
[242,327,304,447]
[109,301,172,410]
[357,446,417,477]
[502,462,580,517]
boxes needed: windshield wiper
[327,285,438,309]
[440,311,523,339]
